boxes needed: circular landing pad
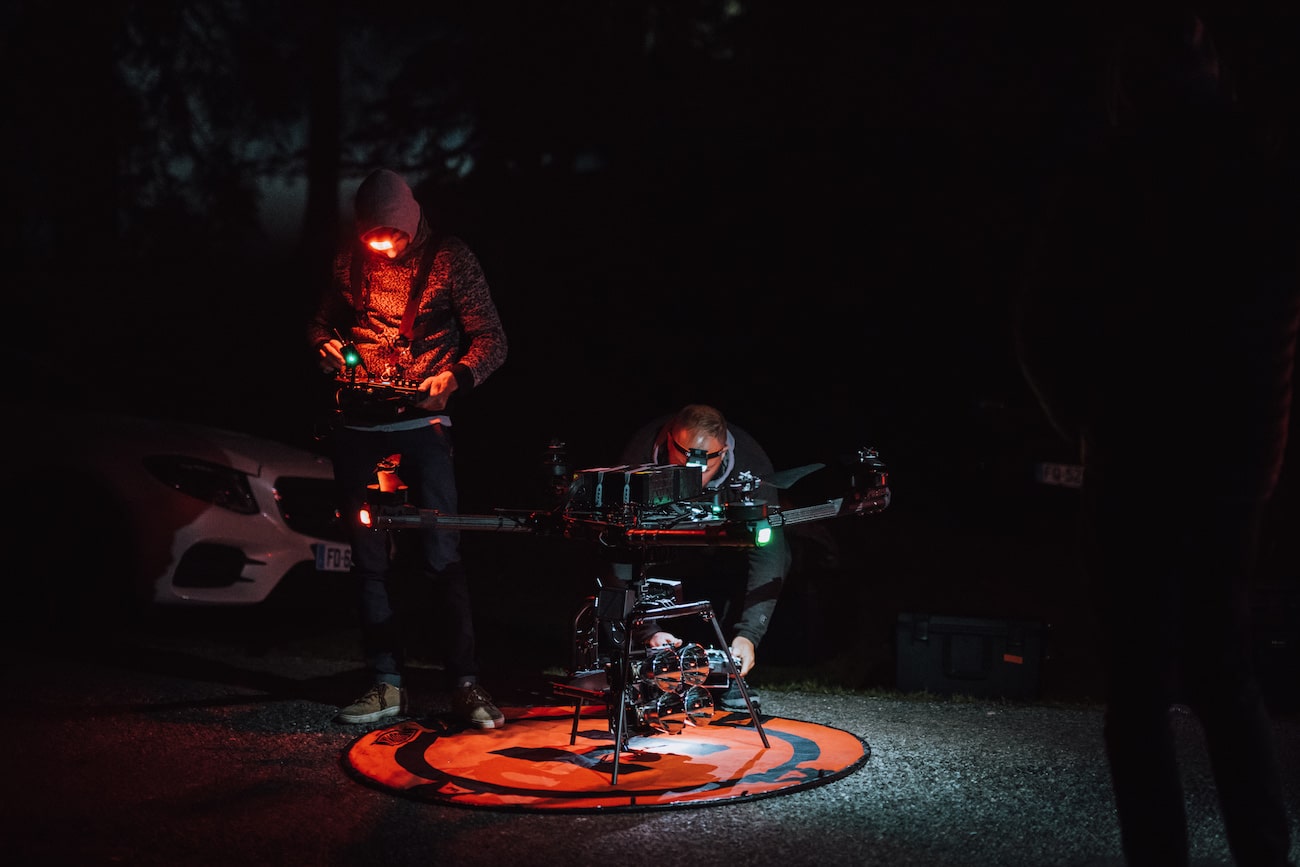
[343,705,870,812]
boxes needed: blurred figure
[614,404,791,712]
[308,168,509,730]
[1016,10,1297,866]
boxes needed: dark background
[3,3,1127,490]
[4,2,1299,689]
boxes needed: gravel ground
[4,622,1297,867]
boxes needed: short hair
[671,404,727,441]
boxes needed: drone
[357,443,890,782]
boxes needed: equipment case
[896,613,1046,699]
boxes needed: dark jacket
[1016,107,1299,504]
[619,415,792,647]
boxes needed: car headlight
[142,455,260,515]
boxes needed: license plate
[315,542,353,572]
[1034,461,1083,489]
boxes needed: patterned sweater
[307,218,507,398]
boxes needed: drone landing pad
[342,705,869,812]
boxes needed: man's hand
[415,370,458,411]
[729,636,756,677]
[317,338,345,373]
[646,631,682,650]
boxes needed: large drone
[358,444,890,782]
[359,445,890,552]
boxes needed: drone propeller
[764,462,826,490]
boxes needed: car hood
[109,414,334,479]
[157,419,334,479]
[11,406,334,481]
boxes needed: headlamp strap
[348,230,442,344]
[671,438,723,462]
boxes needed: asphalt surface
[5,584,1298,867]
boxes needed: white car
[7,406,352,620]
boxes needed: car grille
[275,476,347,542]
[174,543,253,588]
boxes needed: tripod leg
[705,611,769,749]
[610,647,631,785]
[569,698,581,746]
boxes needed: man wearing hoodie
[308,168,509,729]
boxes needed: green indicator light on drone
[753,520,772,547]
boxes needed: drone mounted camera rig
[360,446,889,549]
[358,446,890,782]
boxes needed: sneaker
[453,683,506,729]
[335,683,406,725]
[719,680,760,713]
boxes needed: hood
[354,168,421,240]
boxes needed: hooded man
[308,168,509,729]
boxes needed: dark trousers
[1080,484,1291,867]
[333,423,477,687]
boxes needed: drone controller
[333,370,427,420]
[335,374,425,399]
[332,334,426,403]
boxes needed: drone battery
[571,466,633,508]
[627,464,702,505]
[573,464,702,508]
